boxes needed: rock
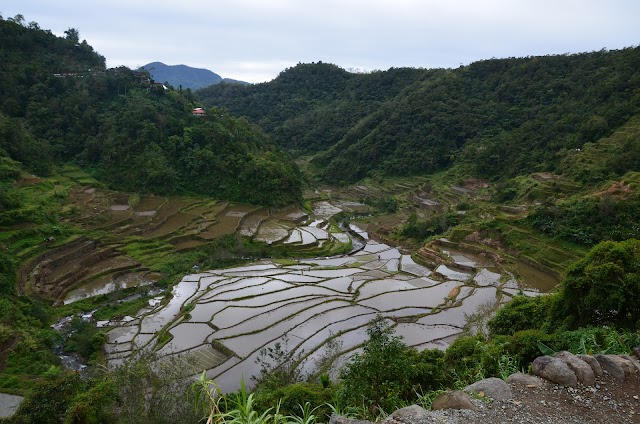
[633,345,640,360]
[329,415,371,424]
[464,377,513,400]
[577,354,603,377]
[594,354,625,381]
[431,390,477,411]
[532,356,578,387]
[620,355,640,373]
[506,372,544,387]
[0,393,24,419]
[606,355,636,375]
[383,405,428,424]
[554,351,595,386]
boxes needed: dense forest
[0,17,302,207]
[197,48,640,184]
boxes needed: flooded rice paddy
[51,185,558,392]
[105,223,545,393]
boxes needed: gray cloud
[3,0,639,82]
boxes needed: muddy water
[64,271,157,304]
[105,199,560,394]
[509,259,560,292]
[105,243,545,393]
[435,264,472,281]
[298,229,317,245]
[300,226,329,240]
[299,257,357,267]
[239,212,269,237]
[284,229,302,244]
[394,323,461,347]
[313,201,342,219]
[254,220,290,243]
[400,255,432,277]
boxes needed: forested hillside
[197,62,433,154]
[0,17,302,207]
[197,48,640,184]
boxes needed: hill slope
[197,49,640,184]
[0,19,301,206]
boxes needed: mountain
[142,62,248,89]
[0,20,302,206]
[196,49,640,184]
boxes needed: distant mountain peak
[142,62,248,90]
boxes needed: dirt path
[459,373,640,424]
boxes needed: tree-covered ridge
[197,62,433,153]
[0,17,302,206]
[197,48,640,184]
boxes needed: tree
[64,27,79,45]
[9,14,25,26]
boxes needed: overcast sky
[3,0,639,83]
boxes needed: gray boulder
[620,355,640,373]
[633,345,640,360]
[532,356,578,387]
[329,415,371,424]
[464,377,513,400]
[577,354,603,377]
[554,351,595,386]
[606,355,636,375]
[383,405,429,424]
[506,372,544,387]
[594,354,625,381]
[431,390,477,411]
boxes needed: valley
[1,15,639,422]
[4,163,578,393]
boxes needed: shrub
[443,335,502,386]
[10,372,85,424]
[551,326,640,355]
[554,239,640,329]
[407,348,449,391]
[488,294,556,335]
[254,382,334,420]
[503,329,554,364]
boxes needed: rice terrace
[2,13,640,422]
[11,166,566,393]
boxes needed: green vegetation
[0,16,303,394]
[400,210,461,241]
[527,184,640,245]
[554,239,640,329]
[0,17,302,207]
[10,355,201,424]
[198,49,640,185]
[338,319,446,415]
[7,281,640,423]
[60,317,106,361]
